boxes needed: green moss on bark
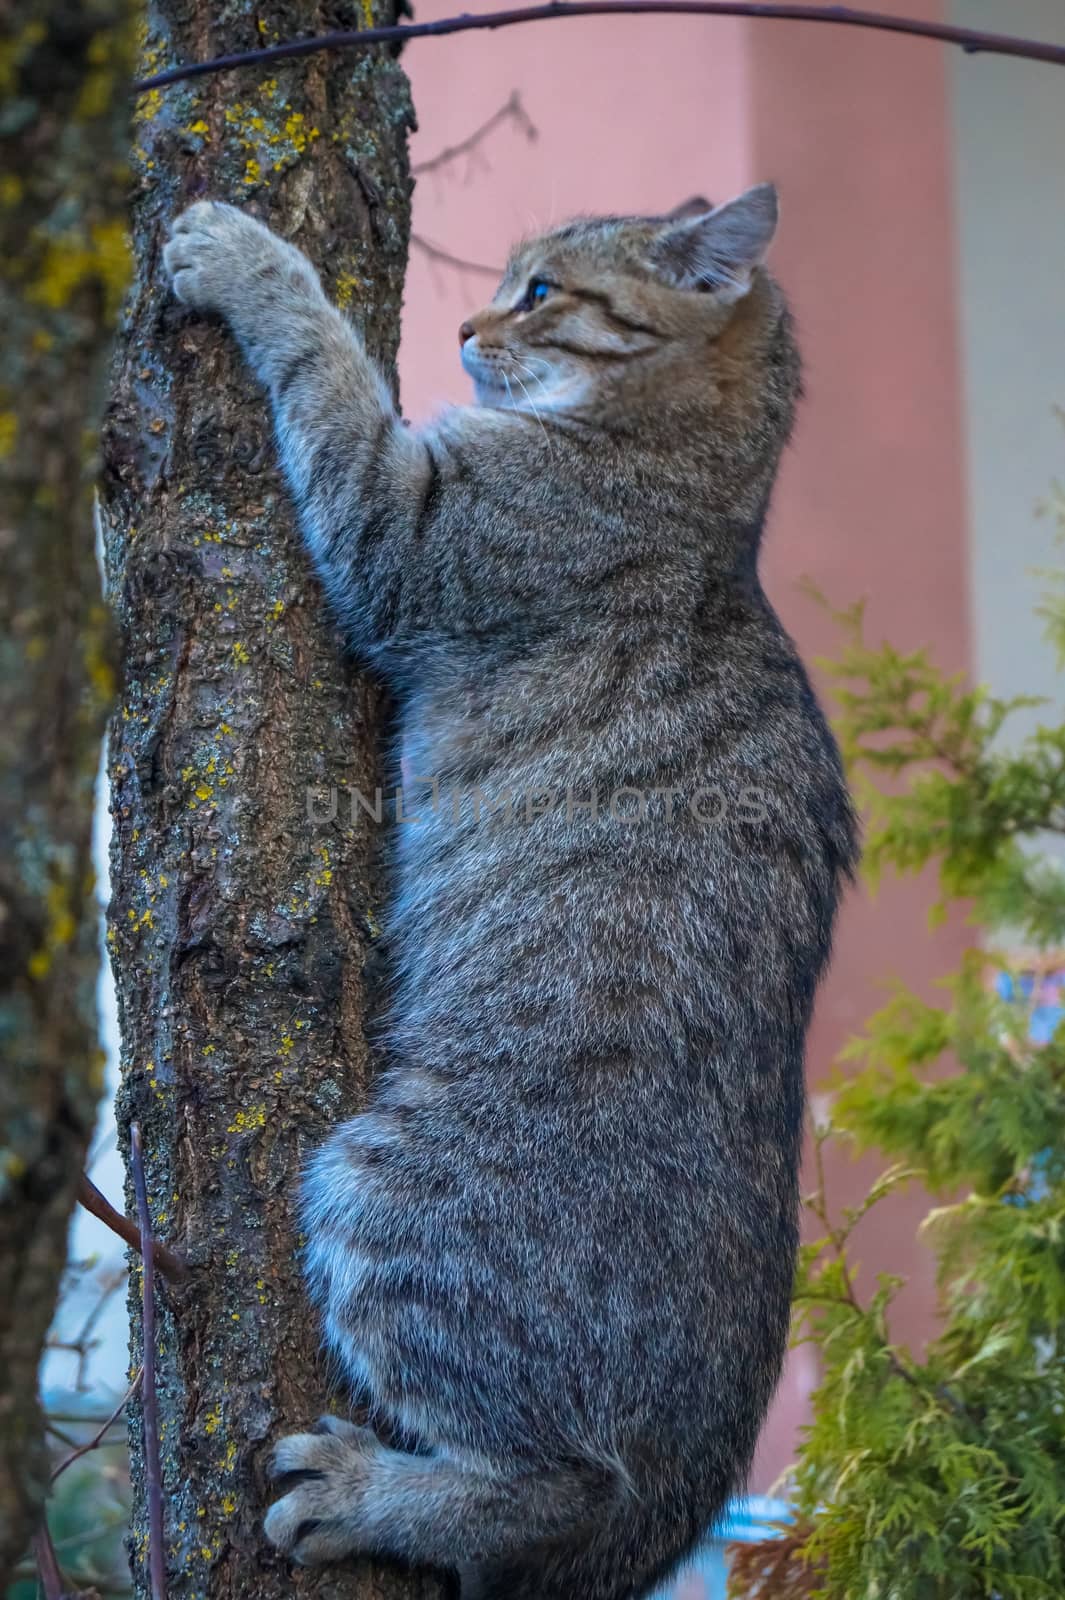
[0,0,135,1584]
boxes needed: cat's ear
[650,184,778,300]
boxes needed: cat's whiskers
[512,357,551,396]
[510,370,555,455]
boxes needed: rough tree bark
[100,6,445,1595]
[0,2,133,1583]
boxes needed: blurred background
[43,3,1065,1596]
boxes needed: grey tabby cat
[164,183,857,1600]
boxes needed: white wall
[42,748,128,1403]
[951,0,1065,730]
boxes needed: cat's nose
[458,321,475,346]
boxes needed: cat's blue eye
[526,277,552,307]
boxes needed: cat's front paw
[164,200,318,318]
[264,1416,378,1566]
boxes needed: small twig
[410,233,502,279]
[46,1410,131,1426]
[130,1125,167,1600]
[412,90,536,176]
[51,1368,144,1483]
[33,1520,67,1600]
[63,1266,128,1392]
[728,1523,822,1600]
[77,1172,189,1282]
[806,1124,973,1422]
[133,4,1065,95]
[45,1421,83,1449]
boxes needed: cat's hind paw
[264,1418,379,1566]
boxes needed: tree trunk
[0,2,132,1583]
[100,7,443,1595]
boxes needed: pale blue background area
[653,1498,791,1600]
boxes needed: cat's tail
[266,1416,720,1600]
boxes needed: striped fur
[164,187,858,1599]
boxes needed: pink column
[746,0,972,1486]
[400,0,973,1492]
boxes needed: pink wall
[400,0,972,1493]
[745,0,972,1487]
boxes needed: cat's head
[458,184,781,417]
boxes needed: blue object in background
[994,965,1065,1045]
[652,1496,792,1600]
[995,963,1061,1203]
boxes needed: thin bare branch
[44,1421,83,1449]
[45,1410,131,1426]
[55,1265,128,1392]
[133,4,1065,94]
[412,90,536,176]
[77,1172,189,1283]
[32,1520,67,1600]
[130,1125,167,1600]
[23,1519,132,1597]
[410,233,502,279]
[51,1368,144,1483]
